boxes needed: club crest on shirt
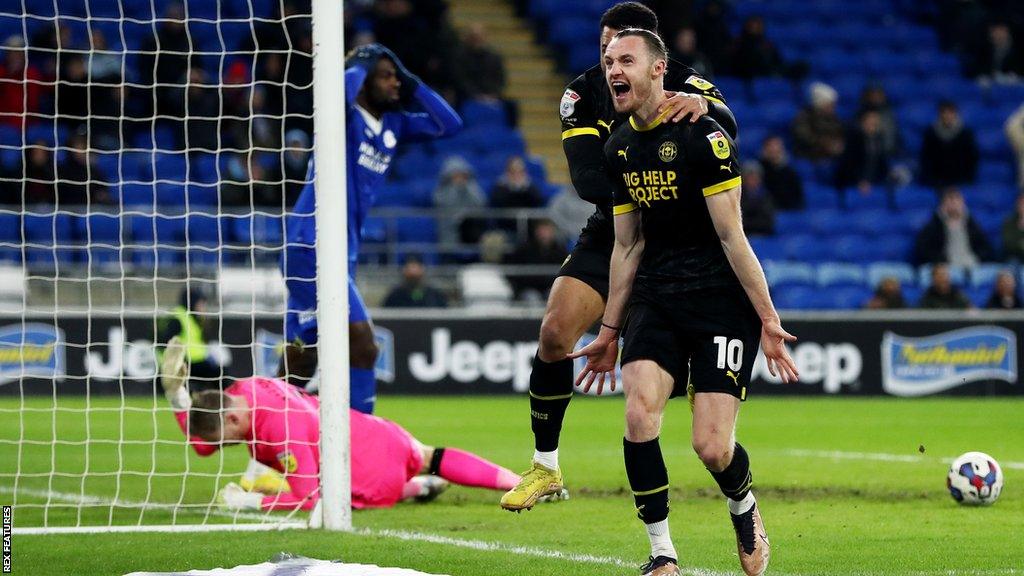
[658,141,678,163]
[560,89,581,118]
[706,131,731,160]
[277,450,298,474]
[685,75,714,91]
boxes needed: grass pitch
[5,395,1023,575]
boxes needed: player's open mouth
[611,81,631,99]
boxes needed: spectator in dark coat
[12,141,55,205]
[669,27,713,79]
[970,22,1024,81]
[759,135,804,209]
[136,4,197,118]
[0,35,46,130]
[490,156,544,209]
[918,264,973,309]
[857,85,901,158]
[835,110,892,193]
[864,277,907,309]
[55,129,112,208]
[739,161,774,236]
[729,16,785,78]
[1002,192,1024,262]
[920,101,979,188]
[383,256,448,308]
[986,270,1022,309]
[791,82,845,161]
[508,219,568,299]
[913,187,993,267]
[457,23,506,101]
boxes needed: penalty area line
[775,449,1024,470]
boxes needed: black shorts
[621,285,762,400]
[556,212,613,299]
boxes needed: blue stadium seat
[773,285,827,310]
[967,286,991,307]
[830,234,873,262]
[976,130,1008,157]
[154,153,189,183]
[807,209,845,236]
[751,77,795,101]
[121,183,157,208]
[396,217,438,243]
[22,213,76,268]
[156,183,187,207]
[894,185,938,211]
[361,216,389,244]
[773,211,805,235]
[749,237,784,260]
[844,189,889,211]
[846,209,891,235]
[816,262,867,287]
[782,234,832,262]
[460,100,509,128]
[186,183,219,208]
[821,286,872,309]
[872,234,914,261]
[76,213,122,245]
[185,213,224,245]
[763,261,816,288]
[904,208,934,231]
[971,263,1012,289]
[978,161,1014,185]
[804,184,841,210]
[867,261,916,287]
[190,153,219,184]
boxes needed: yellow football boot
[500,461,563,512]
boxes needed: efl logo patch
[277,451,298,474]
[706,131,731,159]
[685,75,714,91]
[658,140,677,162]
[560,89,580,118]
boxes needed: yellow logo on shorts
[726,370,740,387]
[277,451,298,474]
[658,141,677,163]
[707,131,731,160]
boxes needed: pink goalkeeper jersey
[175,377,421,511]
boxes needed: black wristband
[601,322,620,332]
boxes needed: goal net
[0,0,337,533]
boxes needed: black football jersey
[604,114,743,295]
[560,61,728,242]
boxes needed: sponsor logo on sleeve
[706,130,731,159]
[881,327,1017,397]
[0,324,65,385]
[560,89,581,119]
[685,74,714,91]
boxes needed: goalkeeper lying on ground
[160,337,527,511]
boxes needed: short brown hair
[189,390,228,440]
[613,28,668,61]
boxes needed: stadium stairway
[447,0,571,185]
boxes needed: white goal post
[0,0,349,533]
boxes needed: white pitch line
[776,449,1024,470]
[0,485,294,526]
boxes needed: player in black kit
[501,2,737,513]
[572,30,799,576]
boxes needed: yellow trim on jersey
[613,202,638,215]
[629,107,672,132]
[562,127,600,140]
[632,484,670,496]
[529,391,574,401]
[704,95,725,105]
[702,176,742,197]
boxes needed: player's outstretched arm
[569,207,643,394]
[705,187,799,383]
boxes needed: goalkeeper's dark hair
[189,390,228,440]
[613,28,668,61]
[600,2,659,33]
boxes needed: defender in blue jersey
[280,44,461,414]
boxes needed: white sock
[646,519,677,559]
[728,491,756,515]
[533,449,558,470]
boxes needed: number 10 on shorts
[714,336,744,371]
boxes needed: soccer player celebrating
[572,30,799,576]
[160,337,519,512]
[280,43,461,413]
[502,2,736,512]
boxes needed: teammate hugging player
[502,1,737,513]
[572,30,799,576]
